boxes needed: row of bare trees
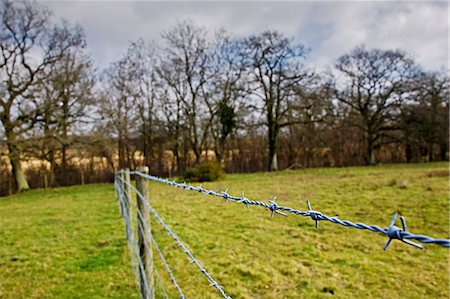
[0,0,448,195]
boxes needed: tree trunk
[183,137,188,171]
[118,133,126,169]
[61,143,68,185]
[405,144,412,163]
[268,124,279,171]
[366,134,376,166]
[143,120,149,166]
[61,97,69,185]
[5,126,30,192]
[7,143,29,192]
[173,144,180,174]
[49,148,56,187]
[215,133,228,165]
[428,143,434,162]
[142,114,153,167]
[366,147,376,165]
[193,144,201,165]
[215,150,223,164]
[440,143,447,161]
[158,141,164,176]
[268,139,278,171]
[306,148,312,168]
[125,142,132,169]
[270,152,278,171]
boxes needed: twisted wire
[130,171,450,249]
[118,176,232,299]
[149,234,186,299]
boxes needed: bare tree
[158,85,186,173]
[100,54,140,169]
[283,77,333,168]
[243,30,311,171]
[208,33,246,164]
[401,70,449,162]
[159,20,215,164]
[39,28,93,185]
[0,0,84,191]
[118,40,159,167]
[334,46,417,165]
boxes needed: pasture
[0,163,449,298]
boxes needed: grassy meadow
[0,163,449,298]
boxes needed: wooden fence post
[123,168,131,201]
[117,171,124,217]
[136,166,154,299]
[120,169,132,241]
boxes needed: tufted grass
[0,162,449,298]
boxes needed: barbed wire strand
[117,176,232,299]
[149,234,186,299]
[117,181,186,299]
[127,171,450,250]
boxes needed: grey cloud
[42,1,448,71]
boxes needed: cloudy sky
[42,1,448,71]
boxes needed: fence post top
[137,166,149,174]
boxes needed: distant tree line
[0,0,448,195]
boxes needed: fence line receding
[114,169,450,299]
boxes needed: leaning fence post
[136,166,154,299]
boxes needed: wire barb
[384,211,423,251]
[239,191,250,208]
[268,197,288,218]
[305,201,322,229]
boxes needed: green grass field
[0,163,449,298]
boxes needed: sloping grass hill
[0,162,449,298]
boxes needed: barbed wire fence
[114,168,450,299]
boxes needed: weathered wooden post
[123,168,131,202]
[117,171,125,218]
[120,169,132,241]
[136,166,154,299]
